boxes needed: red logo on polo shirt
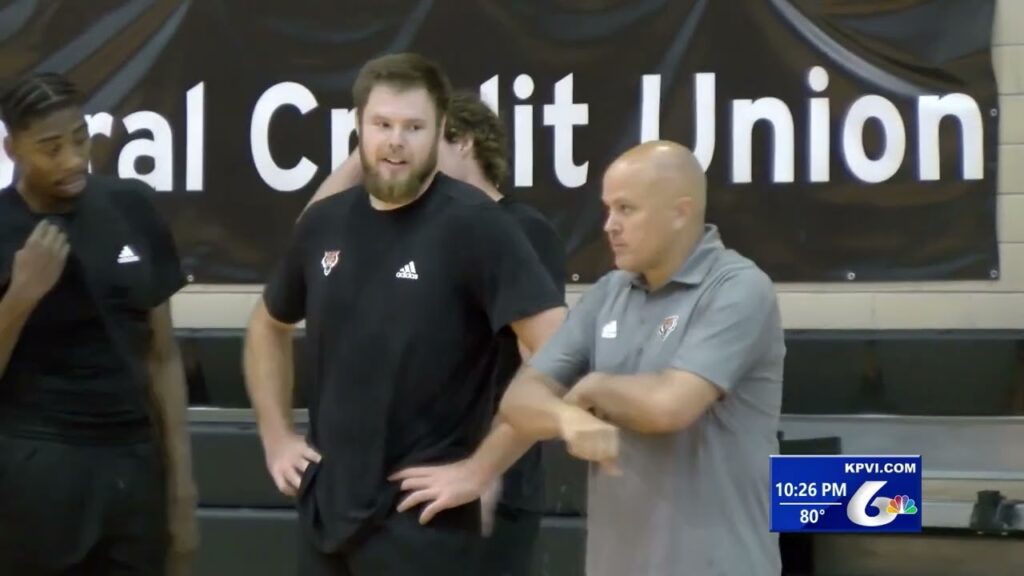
[321,251,340,276]
[658,315,679,340]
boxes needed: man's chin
[45,188,84,203]
[367,180,420,205]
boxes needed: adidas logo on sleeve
[117,245,140,264]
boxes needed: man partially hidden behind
[244,53,566,576]
[0,72,197,575]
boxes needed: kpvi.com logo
[847,480,919,528]
[844,461,918,475]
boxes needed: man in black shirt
[305,90,566,576]
[0,72,196,575]
[244,53,566,576]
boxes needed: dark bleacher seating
[178,329,1024,575]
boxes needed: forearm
[0,291,35,379]
[147,349,195,498]
[465,417,536,482]
[243,315,296,441]
[499,367,577,441]
[582,373,679,434]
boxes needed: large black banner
[0,0,1000,283]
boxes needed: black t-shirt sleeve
[262,215,310,324]
[464,206,565,333]
[517,214,567,297]
[120,180,187,308]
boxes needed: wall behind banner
[0,0,1004,285]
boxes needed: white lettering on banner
[85,112,114,174]
[330,108,357,169]
[186,82,205,191]
[251,81,319,192]
[692,73,716,172]
[732,97,796,184]
[543,74,588,188]
[701,67,984,185]
[843,95,906,184]
[479,75,500,115]
[0,71,988,192]
[808,67,831,182]
[640,74,661,144]
[513,74,535,188]
[118,111,174,191]
[918,94,984,181]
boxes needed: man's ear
[673,196,695,231]
[458,136,474,158]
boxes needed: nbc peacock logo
[847,481,921,528]
[887,495,918,515]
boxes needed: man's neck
[641,228,703,291]
[16,179,73,214]
[465,172,503,202]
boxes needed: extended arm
[243,301,297,441]
[146,302,198,565]
[243,300,321,496]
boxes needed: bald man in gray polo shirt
[500,141,785,576]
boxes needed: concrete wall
[170,0,1024,331]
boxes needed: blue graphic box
[770,455,923,533]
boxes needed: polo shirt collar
[630,224,724,288]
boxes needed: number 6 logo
[847,481,899,527]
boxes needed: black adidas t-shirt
[493,197,566,512]
[263,172,563,551]
[0,176,187,444]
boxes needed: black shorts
[481,505,542,576]
[0,435,168,576]
[300,503,482,576]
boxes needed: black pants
[481,505,542,576]
[300,504,483,576]
[0,435,168,575]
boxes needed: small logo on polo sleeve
[601,321,617,339]
[658,315,679,340]
[321,251,340,276]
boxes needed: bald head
[606,140,706,215]
[602,141,709,284]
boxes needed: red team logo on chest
[658,315,679,340]
[321,251,340,276]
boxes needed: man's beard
[361,143,438,205]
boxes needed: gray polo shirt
[530,225,784,576]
